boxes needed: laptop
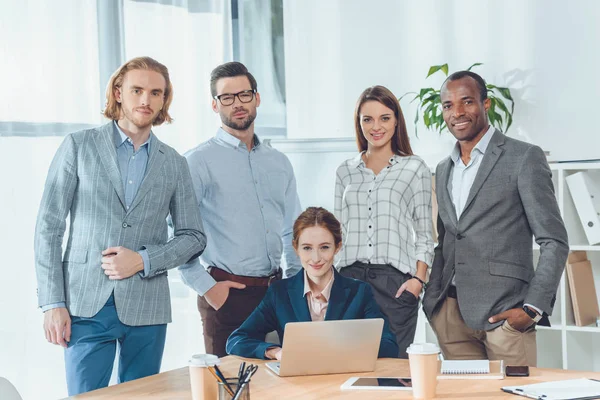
[265,318,384,377]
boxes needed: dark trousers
[198,285,269,357]
[340,262,419,359]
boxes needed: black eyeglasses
[213,90,256,106]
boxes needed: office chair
[0,377,23,400]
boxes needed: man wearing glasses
[179,61,302,357]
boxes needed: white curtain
[123,0,233,153]
[239,0,287,131]
[0,1,231,399]
[0,0,102,127]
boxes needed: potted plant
[401,63,515,137]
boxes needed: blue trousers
[64,295,167,396]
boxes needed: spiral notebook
[438,360,505,380]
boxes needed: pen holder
[218,378,250,400]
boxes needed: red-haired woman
[226,207,398,360]
[335,86,434,358]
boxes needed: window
[232,0,286,137]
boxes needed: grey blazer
[423,130,569,331]
[34,122,206,326]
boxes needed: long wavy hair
[103,56,173,125]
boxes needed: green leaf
[435,114,446,134]
[496,86,514,102]
[467,62,483,71]
[423,103,436,128]
[441,64,449,76]
[421,94,439,110]
[419,88,435,101]
[398,92,416,102]
[492,97,514,133]
[414,109,420,138]
[426,64,449,78]
[488,102,504,130]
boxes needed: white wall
[284,0,600,164]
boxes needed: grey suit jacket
[34,122,206,326]
[423,130,569,331]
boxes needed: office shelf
[416,162,600,371]
[537,163,600,371]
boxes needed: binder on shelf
[566,252,600,327]
[566,171,600,245]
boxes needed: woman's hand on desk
[265,346,283,360]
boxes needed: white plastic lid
[406,343,440,355]
[189,354,220,367]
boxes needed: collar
[113,121,152,149]
[303,269,335,301]
[351,151,401,169]
[450,125,495,165]
[215,127,260,150]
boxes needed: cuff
[41,302,66,312]
[264,345,281,360]
[257,343,279,360]
[417,253,434,268]
[524,303,543,316]
[137,250,151,278]
[178,258,217,296]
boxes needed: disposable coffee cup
[406,343,440,399]
[189,353,220,400]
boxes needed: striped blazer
[34,122,206,326]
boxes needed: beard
[221,109,256,131]
[121,106,157,129]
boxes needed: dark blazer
[423,130,569,331]
[226,268,399,359]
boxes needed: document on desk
[502,378,600,399]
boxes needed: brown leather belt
[209,266,281,287]
[447,285,458,299]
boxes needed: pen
[232,364,258,400]
[238,361,246,382]
[210,365,235,397]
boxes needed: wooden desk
[64,357,600,399]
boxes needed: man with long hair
[180,61,302,357]
[35,57,206,395]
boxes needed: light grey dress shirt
[179,128,302,296]
[448,125,495,218]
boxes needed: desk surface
[64,357,600,400]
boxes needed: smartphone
[340,377,412,391]
[505,365,530,377]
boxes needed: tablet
[340,377,413,391]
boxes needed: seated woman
[226,206,399,360]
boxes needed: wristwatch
[523,305,543,323]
